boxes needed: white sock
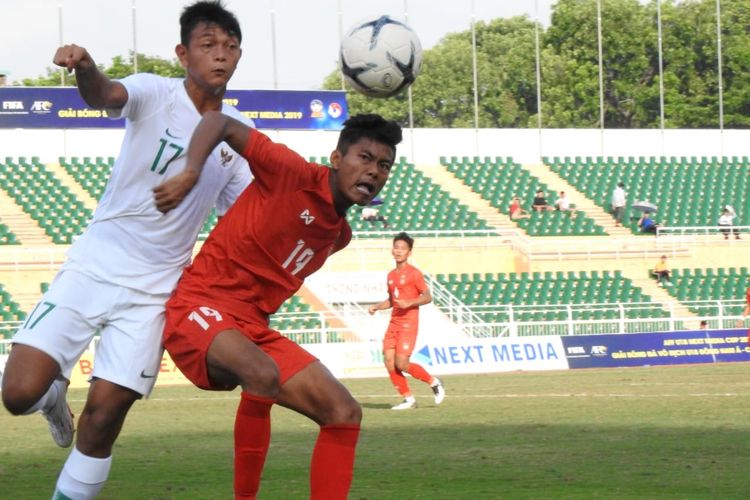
[53,447,112,500]
[22,380,60,415]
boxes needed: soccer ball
[340,15,423,98]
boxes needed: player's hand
[393,299,410,309]
[153,170,200,214]
[53,44,95,73]
[368,305,377,315]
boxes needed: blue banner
[561,329,750,368]
[0,87,347,130]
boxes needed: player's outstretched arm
[154,111,250,213]
[52,44,127,110]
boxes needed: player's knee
[238,358,280,399]
[394,358,410,372]
[1,378,42,415]
[323,396,362,426]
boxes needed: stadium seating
[0,284,26,338]
[0,222,20,245]
[546,156,750,233]
[346,159,491,234]
[441,156,606,236]
[434,270,663,326]
[60,156,114,200]
[663,266,749,317]
[1,157,92,244]
[270,295,331,344]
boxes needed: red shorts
[163,296,316,391]
[383,321,419,356]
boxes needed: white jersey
[63,74,252,294]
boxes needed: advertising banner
[561,329,750,369]
[0,87,348,130]
[411,335,569,375]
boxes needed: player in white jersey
[1,2,249,498]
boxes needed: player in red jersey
[368,232,445,410]
[153,112,401,500]
[744,285,750,345]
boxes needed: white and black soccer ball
[340,15,423,98]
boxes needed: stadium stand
[546,156,750,233]
[0,283,26,338]
[0,221,20,244]
[663,266,749,318]
[59,156,114,201]
[1,157,93,244]
[346,158,492,235]
[441,156,607,236]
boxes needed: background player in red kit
[153,112,402,500]
[368,232,445,410]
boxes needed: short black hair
[393,231,414,250]
[180,1,242,46]
[336,114,402,157]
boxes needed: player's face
[329,138,394,214]
[177,22,242,90]
[392,240,411,263]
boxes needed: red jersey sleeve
[241,129,314,195]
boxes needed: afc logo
[591,345,608,356]
[31,101,52,112]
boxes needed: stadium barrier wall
[2,128,750,166]
[3,329,747,389]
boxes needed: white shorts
[11,269,168,396]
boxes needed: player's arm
[154,111,251,213]
[394,288,432,309]
[368,298,392,315]
[53,44,127,110]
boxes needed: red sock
[407,362,433,384]
[388,368,411,397]
[234,392,274,499]
[310,424,360,500]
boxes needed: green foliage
[17,52,184,87]
[324,0,749,129]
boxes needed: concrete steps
[0,190,52,245]
[414,164,516,230]
[524,162,632,237]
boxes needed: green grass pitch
[2,363,750,499]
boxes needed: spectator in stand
[718,207,740,240]
[638,212,659,234]
[508,196,529,220]
[362,205,389,228]
[553,191,575,216]
[611,182,626,226]
[532,189,554,212]
[652,254,672,287]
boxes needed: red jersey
[173,129,351,323]
[387,263,427,325]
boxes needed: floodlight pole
[534,0,543,163]
[337,0,345,90]
[596,0,605,158]
[132,0,138,74]
[715,0,724,155]
[404,0,415,163]
[58,1,65,85]
[270,0,278,89]
[470,0,480,158]
[656,0,665,157]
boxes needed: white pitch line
[64,392,750,403]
